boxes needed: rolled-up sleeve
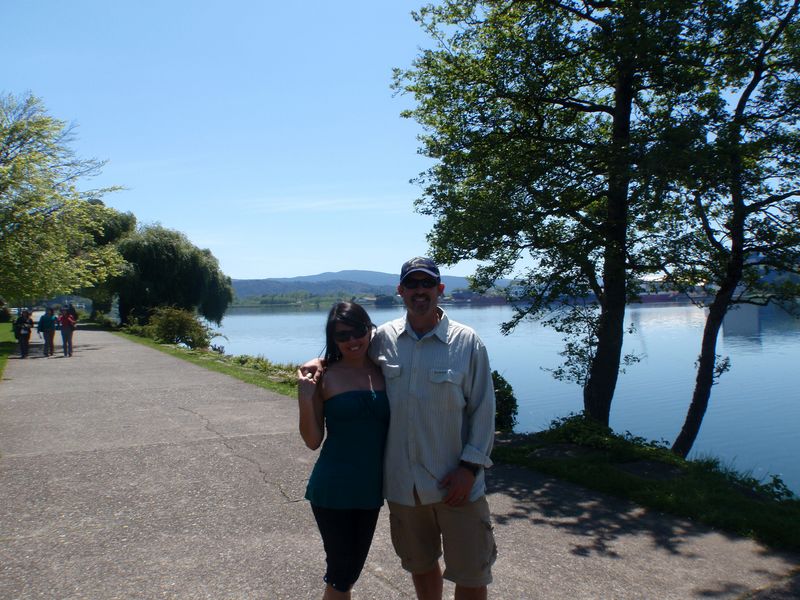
[460,339,495,468]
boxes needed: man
[303,256,497,600]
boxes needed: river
[215,302,800,494]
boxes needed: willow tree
[396,0,722,425]
[114,225,233,325]
[80,203,137,318]
[0,93,125,303]
[657,0,800,457]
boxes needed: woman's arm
[297,368,325,450]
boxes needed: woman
[297,302,389,600]
[58,307,77,357]
[37,307,57,356]
[13,309,34,358]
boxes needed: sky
[3,1,481,280]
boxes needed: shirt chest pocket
[429,369,466,410]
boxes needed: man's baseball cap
[400,256,440,282]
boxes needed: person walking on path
[37,307,57,356]
[13,309,34,358]
[297,302,390,599]
[57,306,77,357]
[302,257,497,600]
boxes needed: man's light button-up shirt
[371,310,496,507]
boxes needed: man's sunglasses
[332,325,369,343]
[401,277,439,289]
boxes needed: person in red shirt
[58,307,77,357]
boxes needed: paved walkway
[1,329,797,599]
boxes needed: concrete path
[1,329,797,599]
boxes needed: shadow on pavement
[488,463,760,560]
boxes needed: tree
[80,204,137,318]
[396,0,722,425]
[657,0,800,457]
[0,92,125,303]
[114,224,233,325]
[492,370,519,432]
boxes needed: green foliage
[542,305,642,386]
[0,321,17,378]
[90,313,118,329]
[122,307,215,350]
[396,0,733,424]
[0,93,126,303]
[114,225,233,325]
[399,0,799,436]
[491,370,518,433]
[147,307,213,349]
[538,412,676,463]
[80,207,137,317]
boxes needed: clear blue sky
[3,1,480,279]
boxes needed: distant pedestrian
[38,307,57,356]
[13,309,34,358]
[58,307,77,357]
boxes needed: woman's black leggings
[310,504,380,592]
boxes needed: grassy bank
[0,322,16,379]
[493,414,800,553]
[110,326,298,397]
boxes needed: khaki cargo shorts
[387,495,497,587]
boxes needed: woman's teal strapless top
[305,389,390,509]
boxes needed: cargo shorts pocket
[388,506,441,574]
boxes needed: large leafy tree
[0,92,125,303]
[658,0,800,457]
[396,0,722,425]
[80,203,137,318]
[114,225,233,325]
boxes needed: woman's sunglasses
[332,325,369,343]
[401,277,439,289]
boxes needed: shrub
[148,307,212,349]
[492,370,518,433]
[91,313,120,329]
[0,306,11,323]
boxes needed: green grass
[493,413,800,553]
[0,322,18,379]
[111,327,299,397]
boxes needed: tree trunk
[671,290,731,457]
[673,115,747,457]
[583,58,634,426]
[584,294,625,426]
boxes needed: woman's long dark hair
[324,302,374,365]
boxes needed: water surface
[217,303,800,493]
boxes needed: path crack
[177,406,304,503]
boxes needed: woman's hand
[297,360,327,450]
[297,367,319,400]
[298,358,325,384]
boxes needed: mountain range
[231,270,476,299]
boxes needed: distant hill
[231,270,476,300]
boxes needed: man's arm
[440,337,496,506]
[461,338,496,468]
